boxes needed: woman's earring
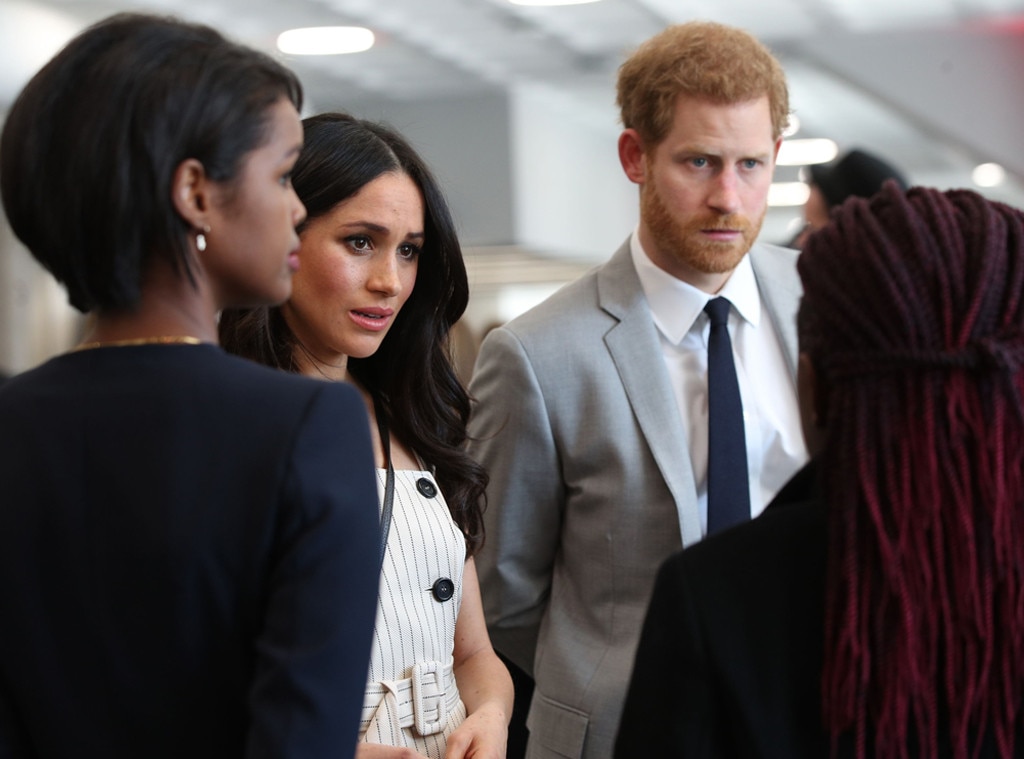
[196,225,211,252]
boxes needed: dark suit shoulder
[202,349,368,434]
[1,344,363,425]
[171,345,362,412]
[671,498,826,582]
[0,345,372,523]
[622,500,830,759]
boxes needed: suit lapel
[749,243,802,376]
[598,242,703,545]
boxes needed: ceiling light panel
[820,0,960,29]
[777,138,838,166]
[768,182,811,207]
[277,26,374,55]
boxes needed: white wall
[330,92,518,247]
[509,82,637,259]
[329,85,639,259]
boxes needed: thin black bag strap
[375,411,395,573]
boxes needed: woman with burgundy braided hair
[615,181,1024,759]
[806,183,1024,759]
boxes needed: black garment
[0,345,381,758]
[615,461,828,758]
[616,460,1024,758]
[498,652,533,759]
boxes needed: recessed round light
[972,162,1006,188]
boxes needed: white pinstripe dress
[359,466,468,757]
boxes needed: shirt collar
[630,227,762,345]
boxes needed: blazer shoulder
[205,349,355,399]
[497,268,608,351]
[512,266,601,320]
[749,242,800,279]
[675,500,826,581]
[177,348,367,432]
[749,242,803,365]
[499,241,638,343]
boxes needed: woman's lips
[349,308,394,332]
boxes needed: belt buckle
[411,660,447,736]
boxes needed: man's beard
[641,181,764,275]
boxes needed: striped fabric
[359,467,467,757]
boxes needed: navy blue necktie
[704,297,750,534]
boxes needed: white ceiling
[4,0,1024,312]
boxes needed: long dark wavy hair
[799,182,1024,759]
[219,112,487,553]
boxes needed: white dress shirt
[630,230,808,536]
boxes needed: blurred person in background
[790,147,908,247]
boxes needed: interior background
[2,0,1023,376]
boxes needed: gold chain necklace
[71,335,203,352]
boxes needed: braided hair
[799,182,1024,759]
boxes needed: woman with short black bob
[220,112,512,759]
[0,15,380,758]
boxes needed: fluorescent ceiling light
[277,26,374,56]
[509,0,601,5]
[776,138,838,166]
[768,182,811,207]
[972,162,1006,188]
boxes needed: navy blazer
[615,462,828,758]
[615,461,1024,758]
[0,344,380,759]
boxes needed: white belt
[362,659,458,737]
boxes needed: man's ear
[618,129,647,185]
[171,158,212,231]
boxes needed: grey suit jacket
[468,239,802,759]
